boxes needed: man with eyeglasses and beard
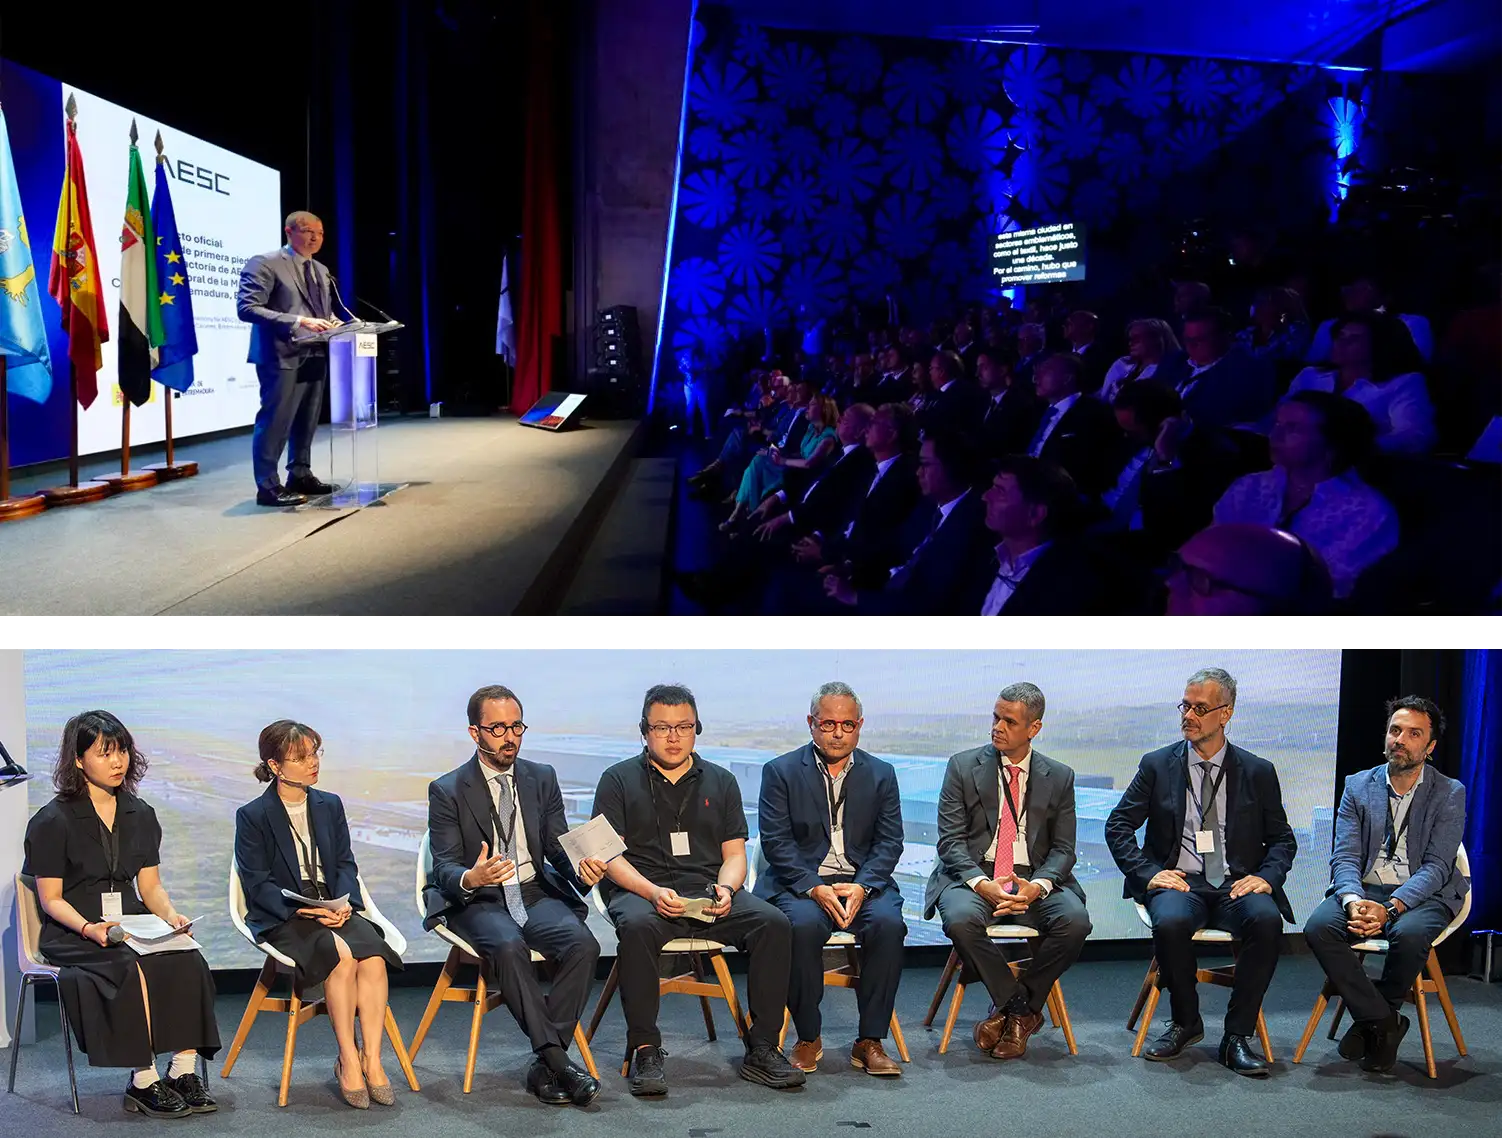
[755,682,907,1076]
[592,684,804,1096]
[423,686,605,1107]
[1105,668,1297,1077]
[1303,696,1469,1073]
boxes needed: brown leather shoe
[850,1038,902,1076]
[990,1010,1045,1060]
[790,1037,823,1072]
[973,1006,1008,1052]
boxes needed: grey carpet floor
[0,418,638,615]
[3,956,1496,1138]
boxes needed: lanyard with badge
[647,758,694,857]
[99,818,124,923]
[487,777,519,856]
[1383,788,1416,866]
[820,758,851,862]
[1187,760,1228,856]
[290,813,327,898]
[1000,762,1030,866]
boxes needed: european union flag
[0,105,54,403]
[150,143,197,392]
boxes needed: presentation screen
[23,649,1341,967]
[0,60,282,464]
[991,221,1087,285]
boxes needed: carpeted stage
[2,956,1496,1138]
[0,417,643,616]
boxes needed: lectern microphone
[329,274,400,325]
[0,736,26,778]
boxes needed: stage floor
[0,416,641,615]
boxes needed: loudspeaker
[519,391,589,431]
[589,305,644,416]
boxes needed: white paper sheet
[557,816,627,874]
[280,889,351,911]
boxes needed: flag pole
[100,120,155,492]
[142,131,196,480]
[0,357,47,521]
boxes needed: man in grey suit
[1303,695,1468,1073]
[237,211,341,506]
[925,682,1091,1060]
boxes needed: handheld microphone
[106,924,127,945]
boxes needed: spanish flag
[49,96,109,409]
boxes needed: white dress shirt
[284,800,325,885]
[816,754,858,877]
[980,541,1050,615]
[1172,741,1228,874]
[486,769,536,884]
[1284,366,1437,455]
[964,750,1053,895]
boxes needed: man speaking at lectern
[237,211,341,507]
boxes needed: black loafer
[1142,1021,1204,1061]
[1218,1034,1271,1077]
[1360,1014,1410,1073]
[525,1061,572,1106]
[1338,1022,1370,1061]
[123,1078,192,1118]
[168,1071,218,1113]
[554,1061,600,1106]
[256,487,307,507]
[287,475,335,495]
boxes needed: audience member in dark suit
[1098,381,1183,539]
[1105,668,1297,1077]
[977,350,1041,459]
[424,685,604,1106]
[1063,310,1110,392]
[918,351,988,442]
[926,683,1092,1060]
[1015,323,1046,390]
[874,345,914,405]
[1157,308,1278,429]
[1027,353,1123,497]
[755,683,907,1077]
[952,319,981,378]
[753,404,877,544]
[1304,696,1468,1073]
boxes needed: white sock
[167,1052,197,1080]
[131,1063,160,1089]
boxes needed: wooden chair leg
[573,1023,599,1080]
[1255,1008,1274,1063]
[890,1012,911,1062]
[778,1007,790,1051]
[1326,995,1346,1040]
[1413,977,1437,1079]
[1043,986,1061,1028]
[1131,978,1162,1057]
[221,958,275,1077]
[585,960,619,1043]
[925,950,961,1028]
[1293,980,1334,1063]
[462,975,487,1094]
[409,947,459,1060]
[1052,983,1078,1056]
[1125,958,1156,1032]
[708,952,748,1039]
[383,1007,421,1092]
[1427,953,1467,1056]
[277,989,302,1108]
[938,980,965,1055]
[689,952,718,1042]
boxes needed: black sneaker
[629,1045,668,1097]
[1338,1022,1371,1061]
[739,1042,807,1089]
[1360,1014,1410,1074]
[123,1078,192,1118]
[168,1071,218,1113]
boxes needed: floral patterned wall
[658,5,1365,380]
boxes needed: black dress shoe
[1359,1014,1409,1074]
[525,1061,573,1106]
[168,1071,218,1113]
[554,1061,600,1106]
[286,474,335,496]
[123,1078,193,1117]
[256,487,307,507]
[1142,1021,1204,1061]
[1218,1034,1271,1077]
[629,1045,668,1097]
[1338,1022,1371,1061]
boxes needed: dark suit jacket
[1038,395,1123,496]
[423,754,588,929]
[788,445,875,538]
[858,490,990,614]
[236,247,335,366]
[1157,349,1278,430]
[923,746,1085,918]
[235,784,363,939]
[826,452,922,579]
[1104,740,1298,922]
[920,379,989,442]
[959,539,1113,615]
[1071,342,1112,392]
[754,743,904,900]
[980,387,1041,458]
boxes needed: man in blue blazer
[424,685,605,1107]
[1105,668,1297,1077]
[755,682,906,1076]
[1304,695,1468,1073]
[926,682,1092,1061]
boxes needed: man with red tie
[924,683,1091,1059]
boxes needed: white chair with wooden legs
[585,851,757,1076]
[6,875,80,1114]
[1293,844,1472,1078]
[407,831,599,1093]
[775,930,912,1061]
[922,925,1078,1055]
[221,861,420,1105]
[1124,902,1274,1059]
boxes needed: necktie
[1199,761,1226,887]
[304,260,325,318]
[993,764,1023,892]
[1027,406,1058,456]
[494,775,529,928]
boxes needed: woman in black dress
[233,720,403,1108]
[22,710,221,1118]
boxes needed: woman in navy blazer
[234,721,402,1108]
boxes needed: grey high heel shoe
[361,1055,395,1106]
[336,1057,370,1109]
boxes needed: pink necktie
[994,764,1022,893]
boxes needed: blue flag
[0,105,54,403]
[150,153,197,392]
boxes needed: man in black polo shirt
[593,683,803,1096]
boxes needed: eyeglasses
[1176,701,1229,717]
[812,719,860,734]
[645,723,696,738]
[476,722,527,738]
[282,747,324,763]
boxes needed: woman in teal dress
[721,395,840,530]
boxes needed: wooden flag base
[142,460,199,480]
[99,469,159,492]
[40,481,114,507]
[0,494,47,523]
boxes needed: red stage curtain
[511,0,563,414]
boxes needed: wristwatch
[1382,900,1400,923]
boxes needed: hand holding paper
[558,815,627,876]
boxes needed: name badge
[101,892,124,922]
[1012,838,1028,864]
[670,831,691,857]
[830,828,847,860]
[1195,830,1216,854]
